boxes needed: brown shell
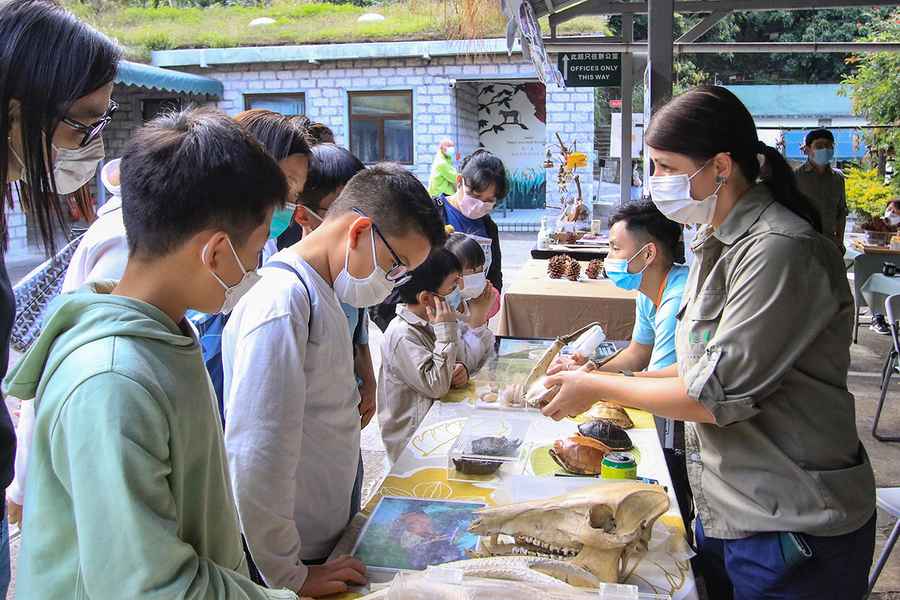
[578,420,633,451]
[549,436,613,475]
[452,458,502,475]
[587,402,634,429]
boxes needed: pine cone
[586,259,603,280]
[565,260,581,281]
[548,255,568,279]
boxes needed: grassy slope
[65,0,607,61]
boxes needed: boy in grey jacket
[377,249,464,463]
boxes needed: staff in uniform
[541,86,876,600]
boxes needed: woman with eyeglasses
[539,86,876,599]
[0,1,120,592]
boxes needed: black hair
[329,162,446,248]
[805,129,835,147]
[645,85,822,233]
[460,149,508,201]
[397,248,461,305]
[446,232,485,272]
[121,107,287,258]
[300,143,365,212]
[0,0,122,252]
[234,109,310,161]
[608,200,681,262]
[291,115,335,145]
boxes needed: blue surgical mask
[604,244,651,291]
[811,148,834,167]
[444,286,464,312]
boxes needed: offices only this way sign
[557,52,621,87]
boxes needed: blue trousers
[695,515,876,600]
[0,516,9,599]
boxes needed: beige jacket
[377,305,460,463]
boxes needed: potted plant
[845,167,896,246]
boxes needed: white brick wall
[167,54,596,208]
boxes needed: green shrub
[845,166,893,219]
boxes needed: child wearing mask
[370,149,507,331]
[445,233,497,380]
[223,164,445,598]
[288,143,372,517]
[5,108,298,599]
[377,248,464,464]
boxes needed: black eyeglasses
[351,208,410,284]
[61,100,118,148]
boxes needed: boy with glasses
[222,163,445,598]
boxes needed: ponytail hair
[645,86,821,233]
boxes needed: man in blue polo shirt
[549,200,687,443]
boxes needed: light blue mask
[604,244,651,291]
[811,148,834,167]
[444,287,464,312]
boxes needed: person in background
[6,107,299,599]
[428,138,457,197]
[370,150,507,331]
[884,198,900,229]
[541,86,875,600]
[223,164,445,597]
[445,232,496,380]
[290,143,372,518]
[795,128,848,251]
[549,200,688,444]
[377,248,463,463]
[0,2,121,592]
[61,158,125,292]
[867,198,900,335]
[190,109,311,421]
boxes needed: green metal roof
[115,61,224,98]
[724,84,853,118]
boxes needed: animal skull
[469,482,669,584]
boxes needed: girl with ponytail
[538,85,876,599]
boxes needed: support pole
[648,0,674,111]
[620,14,633,206]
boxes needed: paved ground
[3,231,900,598]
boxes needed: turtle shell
[577,420,633,451]
[586,401,634,429]
[452,458,503,475]
[548,435,613,475]
[470,436,522,457]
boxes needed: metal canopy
[519,0,900,208]
[116,61,224,98]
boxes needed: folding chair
[872,294,900,442]
[867,488,900,597]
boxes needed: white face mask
[203,237,262,315]
[649,160,724,225]
[52,137,106,194]
[334,229,395,308]
[888,213,900,227]
[459,271,487,300]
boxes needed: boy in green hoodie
[4,108,300,599]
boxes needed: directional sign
[557,52,622,88]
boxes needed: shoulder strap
[265,261,313,331]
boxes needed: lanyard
[655,268,671,308]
